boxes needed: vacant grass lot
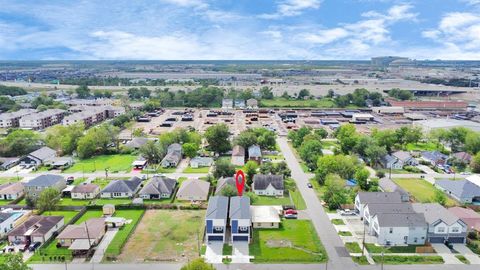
[42,210,79,224]
[118,210,204,262]
[183,166,210,173]
[105,209,145,259]
[64,154,137,173]
[250,220,327,263]
[372,255,444,264]
[393,179,457,207]
[365,244,426,253]
[260,98,337,108]
[405,142,445,152]
[250,191,306,210]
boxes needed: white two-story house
[355,192,403,218]
[370,213,428,246]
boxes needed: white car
[339,209,357,216]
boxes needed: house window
[389,228,393,234]
[414,237,418,243]
[438,227,445,233]
[452,227,459,233]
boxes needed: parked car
[284,213,298,219]
[66,176,75,185]
[19,243,30,252]
[282,205,296,210]
[28,242,41,252]
[339,209,356,216]
[307,183,313,188]
[284,209,298,215]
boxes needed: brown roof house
[57,218,106,254]
[71,184,100,200]
[231,145,245,166]
[176,179,210,201]
[8,215,64,244]
[0,182,24,200]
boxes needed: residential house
[8,215,64,244]
[71,184,100,200]
[215,177,245,195]
[234,100,246,109]
[176,179,210,201]
[138,176,177,199]
[19,109,66,130]
[57,218,106,252]
[222,99,234,109]
[229,196,251,242]
[246,99,258,108]
[231,145,245,166]
[100,177,142,198]
[0,157,21,170]
[190,157,214,168]
[0,209,31,237]
[24,174,66,199]
[435,179,480,204]
[20,146,57,168]
[161,143,182,168]
[381,154,403,170]
[448,207,480,232]
[250,205,281,228]
[125,137,156,150]
[363,203,415,228]
[205,196,229,242]
[412,203,467,244]
[379,178,410,202]
[252,174,284,196]
[354,192,403,218]
[421,151,448,166]
[0,182,24,200]
[370,213,427,246]
[450,152,472,165]
[248,145,262,164]
[392,151,418,166]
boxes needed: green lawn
[372,255,444,265]
[94,198,133,206]
[64,154,137,173]
[183,166,210,173]
[74,210,104,224]
[264,154,285,161]
[259,98,337,108]
[393,178,457,207]
[223,244,233,256]
[345,242,362,253]
[58,198,91,206]
[456,255,470,264]
[28,239,72,263]
[42,210,80,224]
[251,194,292,206]
[0,177,21,184]
[105,209,145,258]
[289,189,307,210]
[405,142,445,152]
[331,219,345,225]
[250,220,327,263]
[352,256,369,265]
[365,243,425,254]
[0,200,14,206]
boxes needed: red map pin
[235,170,245,196]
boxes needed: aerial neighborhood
[0,59,480,270]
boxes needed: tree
[139,141,166,164]
[0,129,40,157]
[76,135,97,159]
[314,128,328,139]
[433,189,447,206]
[36,188,60,213]
[180,259,215,270]
[446,127,469,152]
[274,161,291,178]
[93,89,104,98]
[75,85,90,98]
[323,174,348,210]
[259,86,274,99]
[234,130,257,149]
[213,159,235,179]
[372,129,396,152]
[259,162,275,174]
[355,168,370,191]
[297,89,310,100]
[182,143,199,158]
[465,132,480,155]
[315,155,360,185]
[471,152,480,173]
[0,253,31,270]
[335,124,358,153]
[221,184,238,197]
[299,140,323,170]
[244,161,258,187]
[288,126,311,148]
[205,124,231,154]
[45,123,85,155]
[364,144,387,167]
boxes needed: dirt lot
[118,210,205,263]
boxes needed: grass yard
[74,210,104,224]
[393,178,457,207]
[289,189,307,210]
[0,177,21,184]
[64,154,137,173]
[94,198,132,206]
[372,255,444,265]
[0,200,14,206]
[331,219,345,225]
[345,242,362,253]
[183,166,210,173]
[28,239,72,263]
[42,210,80,224]
[105,209,145,259]
[58,198,91,206]
[405,142,445,152]
[117,210,204,263]
[456,255,470,264]
[259,98,337,108]
[251,194,292,206]
[352,256,369,265]
[250,219,327,263]
[365,243,426,254]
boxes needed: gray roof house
[252,174,284,196]
[24,174,66,199]
[20,146,57,167]
[354,192,403,217]
[205,196,229,242]
[363,202,415,226]
[100,177,142,199]
[190,157,214,168]
[370,212,428,246]
[381,154,403,170]
[161,143,182,168]
[421,151,448,165]
[138,176,177,199]
[176,179,210,201]
[435,179,480,204]
[125,137,156,149]
[248,145,262,163]
[412,203,468,244]
[215,177,245,196]
[392,151,418,166]
[229,196,251,242]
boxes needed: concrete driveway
[431,244,462,264]
[453,244,480,264]
[91,228,119,263]
[205,242,223,264]
[232,241,250,263]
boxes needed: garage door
[447,237,465,244]
[208,236,223,242]
[429,237,445,243]
[233,236,249,242]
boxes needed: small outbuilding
[103,204,115,216]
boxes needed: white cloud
[299,28,349,44]
[259,0,322,19]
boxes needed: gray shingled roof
[139,176,176,196]
[375,213,427,227]
[29,147,56,161]
[0,212,15,223]
[232,145,245,156]
[392,151,413,162]
[215,177,246,195]
[25,174,64,187]
[253,174,284,190]
[8,215,63,237]
[367,203,415,216]
[206,196,229,220]
[436,179,480,200]
[229,196,251,220]
[248,145,262,158]
[102,177,141,193]
[125,137,150,149]
[412,203,463,226]
[357,192,402,205]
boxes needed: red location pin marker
[235,170,245,196]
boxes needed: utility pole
[362,222,366,256]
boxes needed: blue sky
[1,0,480,60]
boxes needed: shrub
[376,171,385,178]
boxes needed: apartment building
[19,109,66,130]
[63,106,125,127]
[0,109,36,128]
